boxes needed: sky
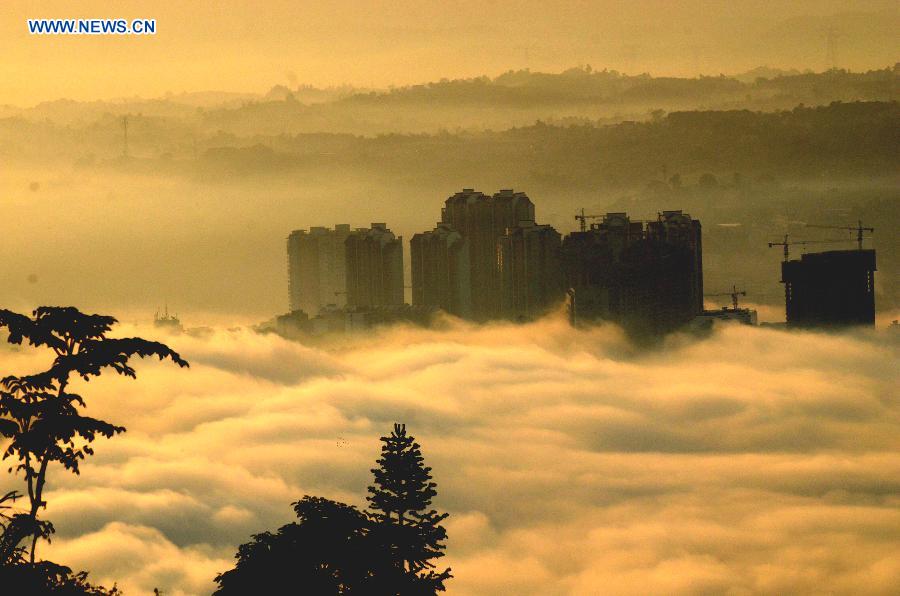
[1,0,898,106]
[0,316,896,594]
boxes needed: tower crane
[705,285,747,311]
[804,220,874,250]
[574,208,604,232]
[767,235,848,262]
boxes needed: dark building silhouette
[646,210,704,320]
[287,225,351,313]
[269,309,312,338]
[345,223,404,308]
[441,189,536,320]
[691,307,758,329]
[563,211,703,336]
[781,249,876,327]
[497,221,564,320]
[410,223,472,318]
[412,188,561,321]
[693,286,758,329]
[153,306,183,333]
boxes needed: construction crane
[575,208,604,232]
[705,285,747,311]
[804,220,874,250]
[767,235,848,262]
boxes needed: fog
[2,92,898,324]
[0,317,895,594]
[0,164,406,323]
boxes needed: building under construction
[695,285,758,328]
[781,249,876,327]
[563,211,703,336]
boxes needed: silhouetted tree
[214,496,403,595]
[0,307,188,568]
[214,424,451,595]
[0,560,119,595]
[367,423,451,592]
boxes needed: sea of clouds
[1,314,898,595]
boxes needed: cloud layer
[1,316,898,595]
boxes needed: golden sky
[2,0,898,106]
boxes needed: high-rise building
[781,249,876,327]
[497,221,564,320]
[646,210,704,319]
[412,188,562,322]
[440,189,535,320]
[562,211,703,336]
[410,222,472,318]
[345,223,404,308]
[287,225,351,313]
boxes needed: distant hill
[3,65,897,137]
[213,65,898,134]
[732,66,808,83]
[191,101,900,188]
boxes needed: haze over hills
[2,64,897,135]
[1,65,897,324]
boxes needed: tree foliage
[0,306,188,570]
[215,424,451,595]
[214,496,403,595]
[0,559,120,595]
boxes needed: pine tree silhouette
[367,423,451,592]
